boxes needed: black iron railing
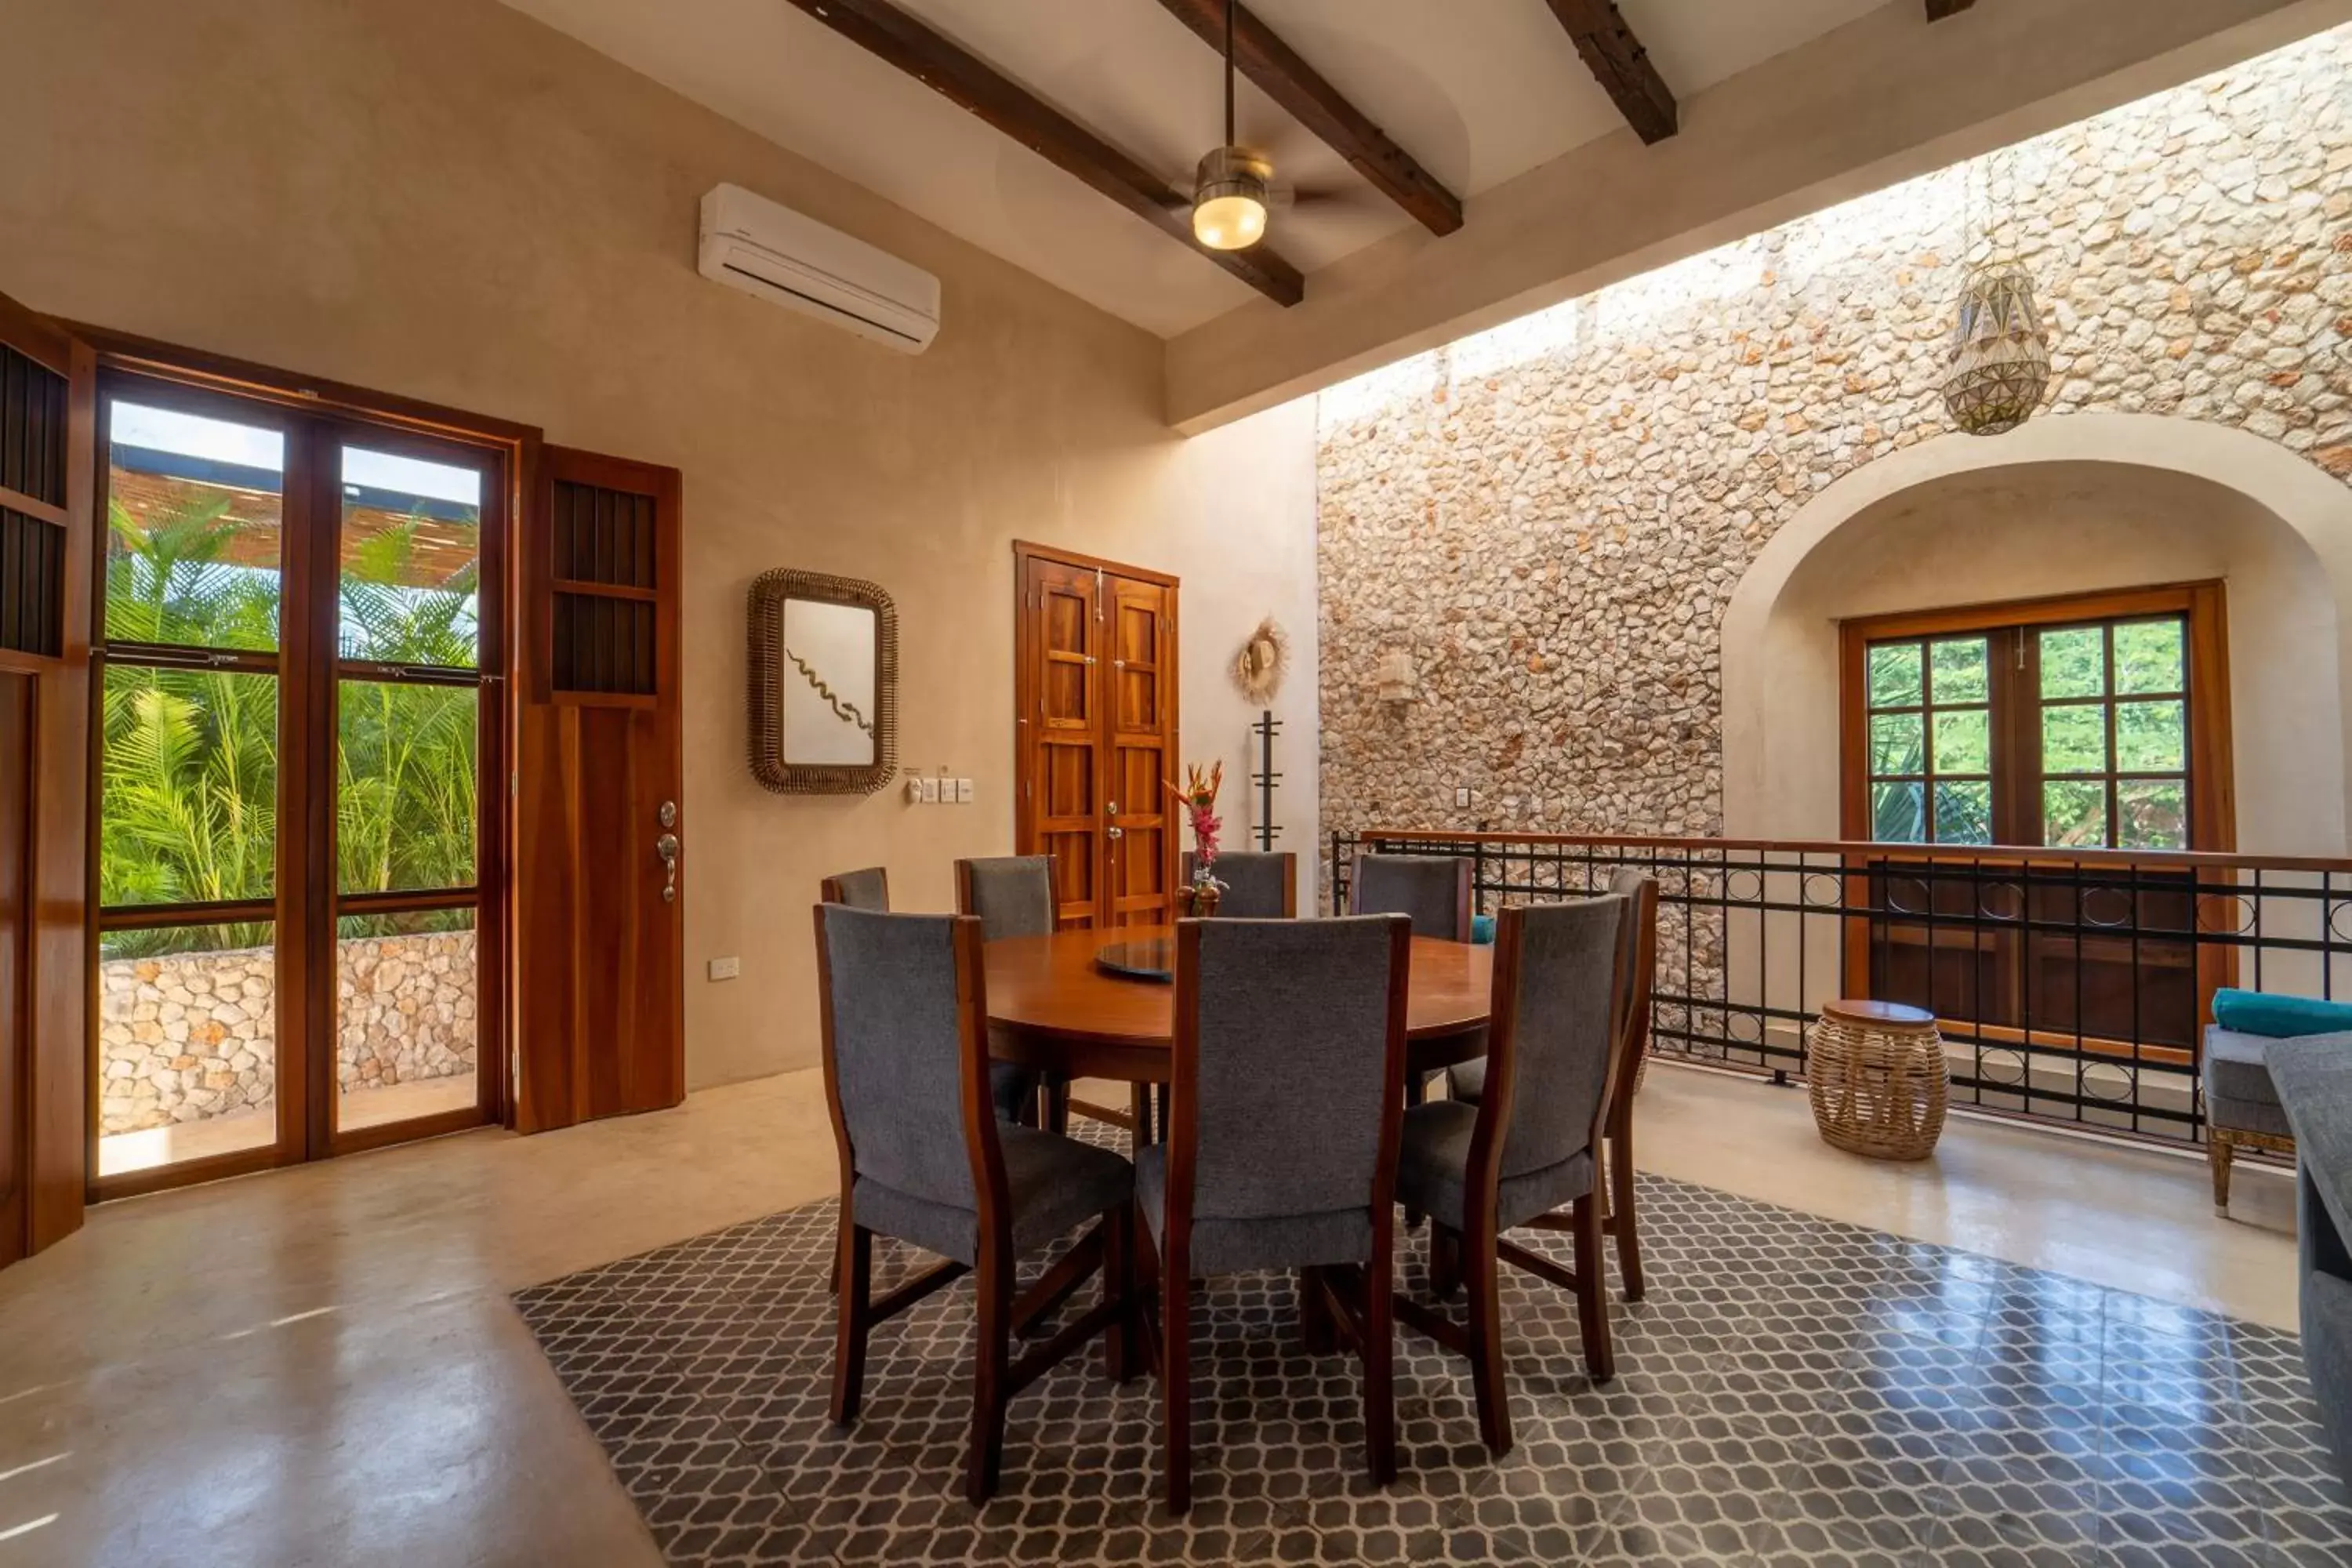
[1332,829,2352,1146]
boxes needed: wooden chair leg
[1129,1081,1155,1147]
[1463,1218,1511,1457]
[1429,1222,1463,1303]
[1162,1269,1192,1515]
[1403,1072,1431,1229]
[1363,1246,1398,1487]
[1044,1078,1070,1135]
[966,1245,1012,1505]
[1573,1193,1616,1385]
[829,1221,873,1425]
[1299,1265,1337,1354]
[1610,1130,1644,1302]
[2211,1131,2237,1214]
[1103,1203,1140,1383]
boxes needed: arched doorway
[1723,414,2352,858]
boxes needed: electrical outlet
[956,777,974,804]
[920,776,940,804]
[707,956,741,982]
[1454,786,1472,808]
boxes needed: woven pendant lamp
[1941,150,2053,437]
[1943,259,2053,436]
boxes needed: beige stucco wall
[3,0,1319,1087]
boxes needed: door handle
[656,831,681,903]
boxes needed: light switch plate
[956,778,974,804]
[920,776,940,803]
[1454,786,1472,808]
[707,956,741,981]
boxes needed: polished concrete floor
[0,1062,2299,1566]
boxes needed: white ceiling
[503,0,1894,337]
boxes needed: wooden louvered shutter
[0,289,94,1263]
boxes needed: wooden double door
[1013,543,1178,929]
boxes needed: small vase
[1180,882,1221,918]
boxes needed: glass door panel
[334,909,479,1134]
[336,680,477,894]
[96,922,280,1178]
[329,439,490,1142]
[95,387,289,1181]
[103,399,285,653]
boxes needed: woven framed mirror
[747,568,898,795]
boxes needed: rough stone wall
[1317,27,2352,860]
[97,931,477,1134]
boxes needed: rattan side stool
[1807,999,1947,1161]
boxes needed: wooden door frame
[1011,541,1180,927]
[78,332,534,1200]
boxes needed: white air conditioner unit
[698,183,941,354]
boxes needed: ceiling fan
[1187,0,1374,251]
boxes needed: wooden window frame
[80,328,535,1200]
[1838,582,2234,855]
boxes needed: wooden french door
[0,289,93,1261]
[89,365,510,1194]
[512,448,684,1131]
[1013,543,1178,930]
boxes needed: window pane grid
[103,397,286,658]
[2034,615,2190,851]
[1865,633,1992,844]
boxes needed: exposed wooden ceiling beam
[1542,0,1677,145]
[1152,0,1462,237]
[782,0,1304,307]
[1927,0,1979,18]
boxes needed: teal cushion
[2212,989,2352,1039]
[1471,914,1496,946]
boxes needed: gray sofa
[2205,1025,2352,1211]
[2265,1038,2352,1488]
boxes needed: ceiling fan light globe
[1193,194,1266,250]
[1192,146,1271,251]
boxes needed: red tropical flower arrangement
[1167,762,1226,906]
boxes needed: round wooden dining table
[983,924,1493,1087]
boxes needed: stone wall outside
[1316,27,2352,861]
[97,931,477,1135]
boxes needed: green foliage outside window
[100,491,479,955]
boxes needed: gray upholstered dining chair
[953,855,1063,1128]
[1450,867,1658,1301]
[1352,854,1475,1156]
[814,903,1139,1504]
[1350,853,1473,940]
[956,855,1058,940]
[1135,914,1414,1512]
[1394,895,1632,1457]
[1181,850,1297,917]
[820,866,890,912]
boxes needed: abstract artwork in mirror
[748,568,897,795]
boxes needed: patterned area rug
[514,1156,2350,1566]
